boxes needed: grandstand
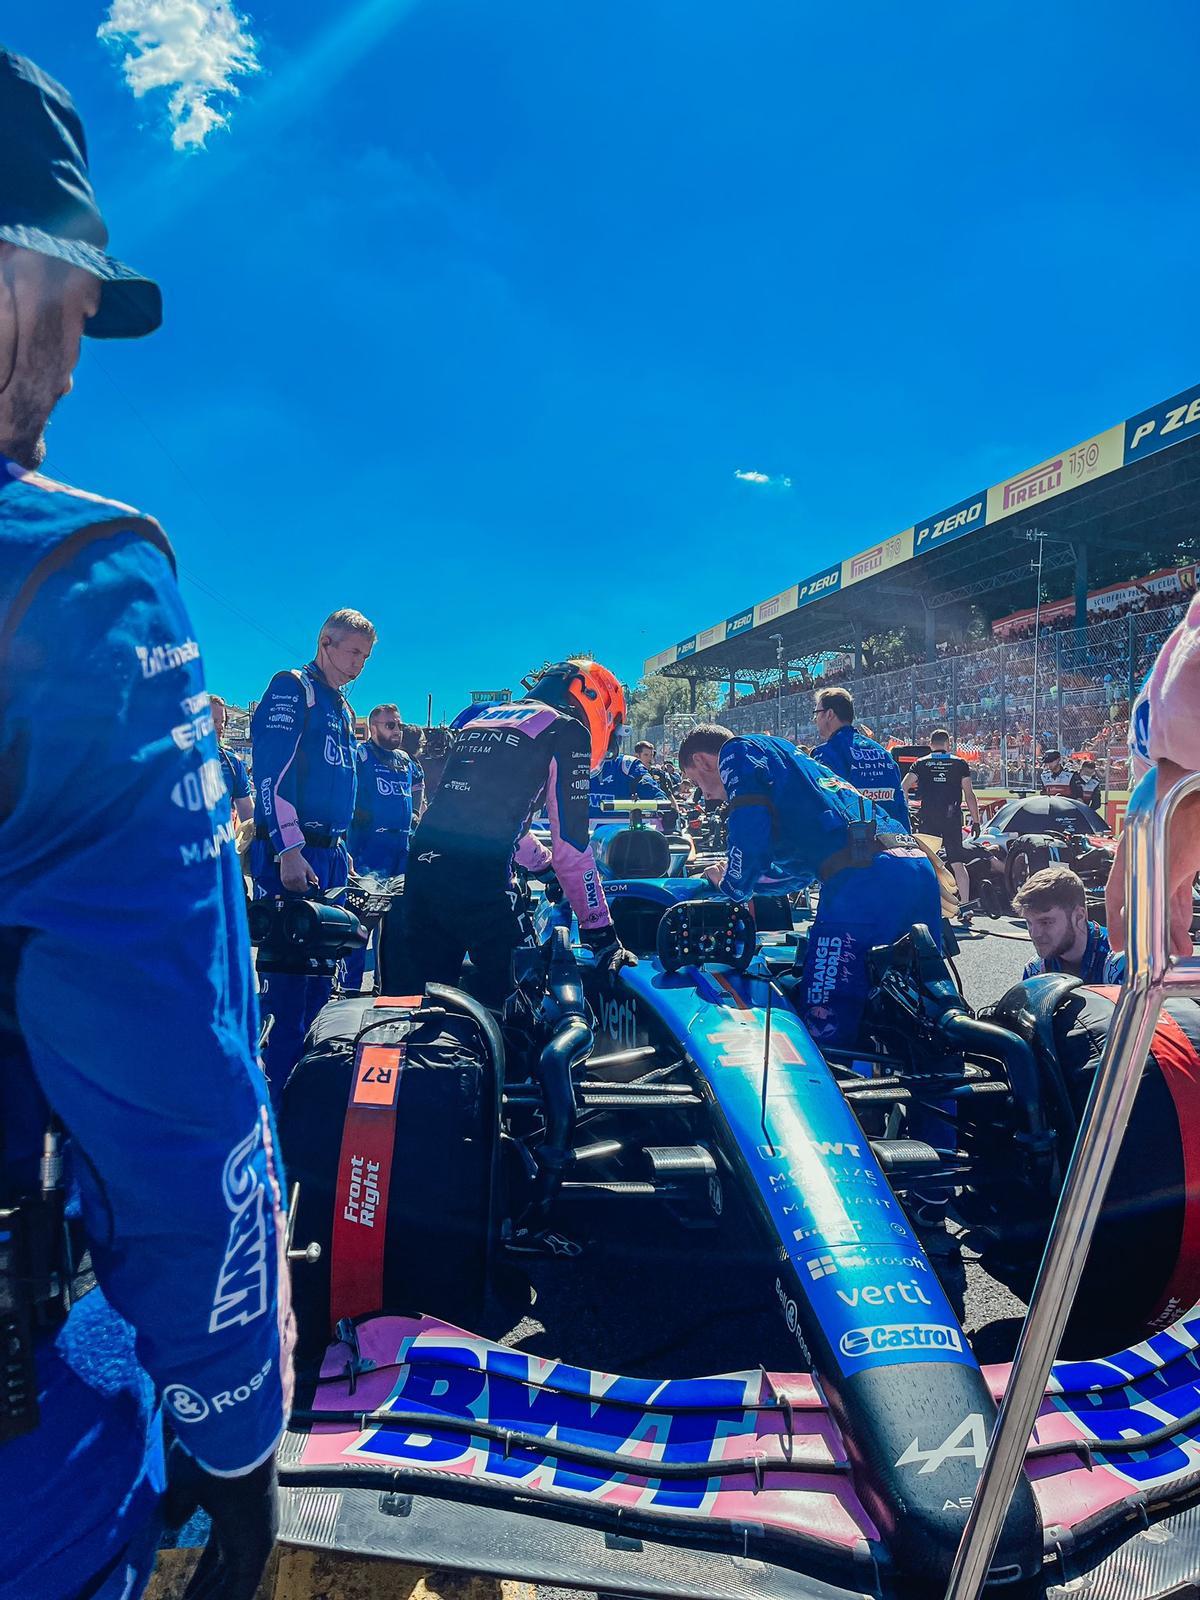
[637,382,1200,803]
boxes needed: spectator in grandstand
[1038,749,1075,798]
[811,686,911,829]
[902,730,980,910]
[210,692,253,822]
[1072,756,1102,810]
[1015,866,1114,983]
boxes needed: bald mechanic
[0,51,290,1600]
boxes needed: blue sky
[13,1,1200,719]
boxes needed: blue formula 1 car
[274,824,1200,1600]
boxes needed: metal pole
[999,644,1008,791]
[1030,535,1044,780]
[943,766,1200,1600]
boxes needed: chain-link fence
[631,603,1189,789]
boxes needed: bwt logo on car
[838,1323,963,1360]
[599,995,639,1047]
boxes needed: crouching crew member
[680,727,941,1048]
[1015,865,1118,983]
[251,609,375,1097]
[0,48,291,1600]
[811,685,912,830]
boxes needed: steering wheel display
[655,897,756,974]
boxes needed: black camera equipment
[249,894,367,976]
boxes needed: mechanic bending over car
[0,49,291,1600]
[383,659,636,1007]
[902,729,981,908]
[1014,866,1118,983]
[342,701,421,993]
[810,685,912,830]
[251,608,375,1099]
[679,727,941,1048]
[210,692,253,822]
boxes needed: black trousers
[380,847,535,1006]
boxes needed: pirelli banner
[644,380,1200,677]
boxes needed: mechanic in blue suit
[680,727,941,1048]
[811,685,911,830]
[211,692,253,821]
[251,608,375,1098]
[590,750,668,814]
[0,49,291,1600]
[343,702,420,991]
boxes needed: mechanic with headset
[810,685,912,830]
[680,726,941,1047]
[250,608,375,1099]
[383,659,636,1006]
[342,701,420,992]
[0,49,291,1600]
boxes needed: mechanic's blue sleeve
[1021,958,1044,981]
[411,757,425,813]
[631,758,667,801]
[0,532,291,1476]
[251,671,308,855]
[718,742,775,901]
[226,749,251,802]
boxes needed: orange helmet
[527,658,626,768]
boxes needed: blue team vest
[0,455,172,656]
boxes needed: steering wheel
[655,896,756,974]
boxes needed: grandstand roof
[648,380,1200,681]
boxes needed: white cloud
[99,0,261,150]
[734,469,792,489]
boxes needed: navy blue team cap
[0,50,161,338]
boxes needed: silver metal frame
[945,765,1200,1600]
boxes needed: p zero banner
[754,584,799,628]
[841,529,913,591]
[675,635,697,660]
[1125,383,1200,465]
[796,564,842,606]
[914,491,987,557]
[726,605,755,638]
[986,424,1124,523]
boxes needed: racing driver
[0,49,290,1600]
[382,659,635,1005]
[680,726,941,1047]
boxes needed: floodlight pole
[770,633,785,737]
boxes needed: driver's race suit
[384,699,613,1004]
[589,753,666,814]
[716,736,941,1046]
[811,722,911,830]
[1133,592,1200,776]
[251,661,356,1098]
[0,459,291,1600]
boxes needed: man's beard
[2,299,66,470]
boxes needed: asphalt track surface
[497,914,1040,1383]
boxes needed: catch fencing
[633,603,1188,790]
